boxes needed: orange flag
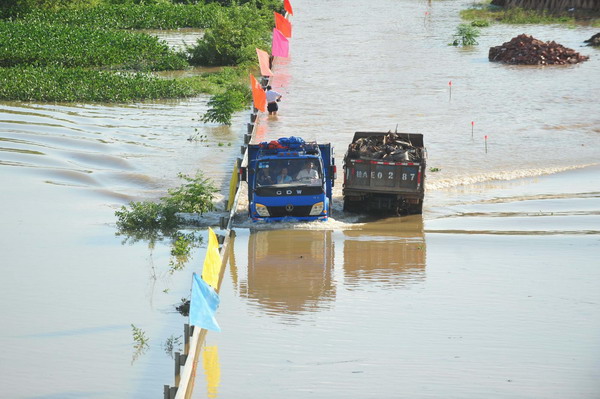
[274,12,292,38]
[284,0,293,16]
[250,74,266,112]
[255,48,273,77]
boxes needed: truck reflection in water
[343,216,426,289]
[241,229,336,317]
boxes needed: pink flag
[272,28,289,58]
[256,48,273,76]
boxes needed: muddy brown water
[1,0,600,398]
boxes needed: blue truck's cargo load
[242,137,335,222]
[342,131,426,215]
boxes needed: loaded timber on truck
[343,131,426,215]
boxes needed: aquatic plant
[131,323,150,364]
[451,23,480,46]
[470,19,490,27]
[131,324,149,349]
[0,20,187,71]
[0,66,196,102]
[7,3,221,29]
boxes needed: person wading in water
[265,85,282,115]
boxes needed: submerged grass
[0,66,197,102]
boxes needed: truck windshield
[256,159,322,186]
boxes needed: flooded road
[1,0,600,398]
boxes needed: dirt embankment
[489,34,589,65]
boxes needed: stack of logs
[346,133,420,162]
[489,34,589,65]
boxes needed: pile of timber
[584,32,600,46]
[346,133,420,162]
[489,34,589,65]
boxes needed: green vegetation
[0,66,196,102]
[460,3,600,27]
[115,172,217,234]
[163,172,218,214]
[131,323,149,363]
[201,82,251,125]
[170,233,195,258]
[188,4,272,66]
[470,19,490,27]
[115,172,215,275]
[16,3,220,29]
[0,0,281,123]
[131,324,149,348]
[429,167,441,172]
[451,23,480,46]
[0,20,187,71]
[168,232,200,274]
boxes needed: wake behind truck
[242,137,335,222]
[343,131,426,215]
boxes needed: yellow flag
[202,345,221,398]
[202,227,222,289]
[227,160,239,211]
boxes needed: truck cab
[243,137,335,222]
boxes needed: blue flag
[190,273,221,332]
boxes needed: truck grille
[267,205,313,217]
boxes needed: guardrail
[162,73,272,399]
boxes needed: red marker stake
[485,135,488,153]
[448,81,452,102]
[471,121,474,139]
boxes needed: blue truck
[241,137,335,222]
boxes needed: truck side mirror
[239,167,247,182]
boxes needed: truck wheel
[408,201,423,215]
[343,198,355,213]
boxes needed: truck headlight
[255,203,270,217]
[309,202,324,215]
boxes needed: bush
[115,171,217,235]
[115,201,179,233]
[163,172,217,214]
[201,82,251,125]
[188,4,272,66]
